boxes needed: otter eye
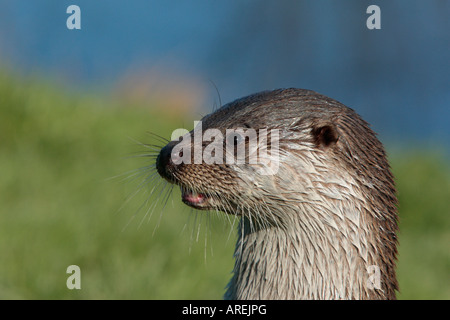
[233,134,242,145]
[227,133,244,146]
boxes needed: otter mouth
[181,188,211,210]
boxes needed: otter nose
[156,143,173,177]
[156,140,183,181]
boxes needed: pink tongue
[183,192,205,204]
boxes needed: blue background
[0,0,448,151]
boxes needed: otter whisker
[127,135,166,151]
[146,131,170,144]
[124,152,160,160]
[151,182,174,235]
[136,177,168,225]
[122,177,166,232]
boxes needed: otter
[155,88,398,300]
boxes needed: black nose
[156,141,177,180]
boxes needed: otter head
[155,88,399,299]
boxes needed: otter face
[155,89,345,215]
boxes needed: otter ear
[312,123,339,149]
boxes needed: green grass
[392,154,450,299]
[0,68,448,299]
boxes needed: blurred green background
[0,68,448,299]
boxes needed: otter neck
[225,202,395,300]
